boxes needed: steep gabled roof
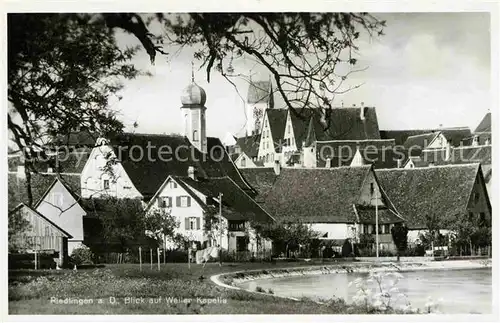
[307,107,381,143]
[177,176,275,223]
[8,149,91,174]
[8,173,81,210]
[403,132,439,150]
[239,167,278,202]
[235,134,261,158]
[106,133,254,199]
[315,139,397,168]
[474,113,491,134]
[261,166,387,223]
[376,164,482,230]
[289,108,316,149]
[50,129,98,148]
[33,176,81,209]
[10,203,73,238]
[380,130,432,146]
[266,109,288,151]
[247,81,273,104]
[381,127,472,147]
[420,145,492,167]
[450,145,492,165]
[440,128,473,147]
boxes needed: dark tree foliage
[99,13,385,119]
[8,208,32,252]
[390,223,408,261]
[8,13,142,205]
[254,220,320,257]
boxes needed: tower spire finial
[191,61,195,83]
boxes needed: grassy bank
[8,261,386,315]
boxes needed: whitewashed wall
[35,179,87,254]
[81,141,142,199]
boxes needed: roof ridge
[13,203,73,238]
[376,163,481,172]
[406,132,439,139]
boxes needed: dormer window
[103,179,110,190]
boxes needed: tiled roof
[440,128,473,147]
[356,206,404,225]
[403,133,439,150]
[8,149,91,173]
[376,164,486,230]
[247,81,272,104]
[239,167,278,202]
[315,139,397,169]
[235,134,261,158]
[307,107,381,143]
[450,145,492,165]
[288,108,316,150]
[474,113,491,134]
[381,128,472,147]
[107,133,254,199]
[420,145,491,167]
[177,176,275,224]
[260,166,398,223]
[8,173,81,210]
[9,203,73,238]
[50,129,98,148]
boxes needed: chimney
[273,160,281,176]
[397,158,402,168]
[188,166,195,180]
[360,103,365,121]
[325,158,332,168]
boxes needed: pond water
[238,268,492,314]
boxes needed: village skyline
[109,12,491,140]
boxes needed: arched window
[266,154,269,162]
[193,130,199,141]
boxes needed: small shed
[9,203,73,266]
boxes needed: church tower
[246,78,274,136]
[180,73,207,153]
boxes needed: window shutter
[185,218,189,230]
[168,197,172,207]
[196,218,200,230]
[176,196,181,207]
[187,196,191,207]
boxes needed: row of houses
[227,81,492,192]
[8,79,493,265]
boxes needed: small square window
[103,180,110,190]
[159,197,172,208]
[177,196,191,207]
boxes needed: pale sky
[111,12,491,140]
